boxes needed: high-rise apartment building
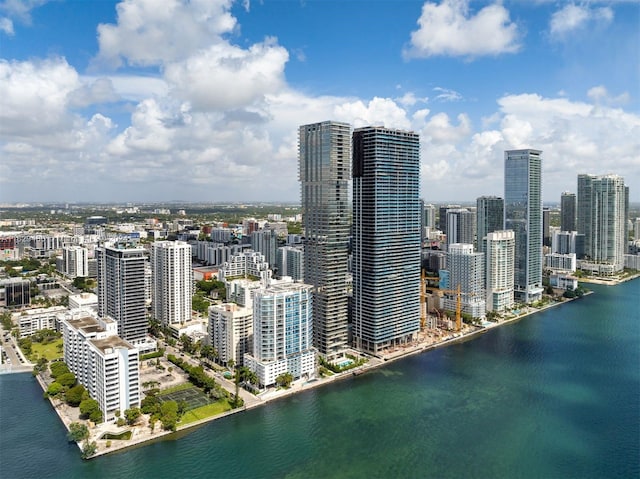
[244,282,315,387]
[484,231,515,312]
[62,246,88,278]
[577,174,627,274]
[209,303,253,367]
[504,149,543,303]
[251,229,278,269]
[423,203,437,229]
[299,121,351,359]
[151,241,193,327]
[446,208,475,249]
[96,242,147,343]
[543,207,551,247]
[476,196,504,253]
[61,314,140,422]
[442,243,486,319]
[561,192,576,232]
[352,127,421,354]
[276,246,304,281]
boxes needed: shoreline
[30,282,622,459]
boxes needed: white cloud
[2,0,638,203]
[0,16,13,35]
[433,87,462,102]
[0,57,80,136]
[94,0,236,68]
[164,38,289,111]
[549,4,613,39]
[404,0,520,59]
[68,78,120,108]
[0,0,49,24]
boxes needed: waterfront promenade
[41,290,600,459]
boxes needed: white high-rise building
[276,246,304,281]
[443,243,486,319]
[244,282,315,387]
[96,242,147,343]
[61,314,140,422]
[505,149,543,303]
[63,246,88,278]
[484,231,515,312]
[151,241,193,326]
[209,303,253,367]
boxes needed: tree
[57,372,77,388]
[67,422,89,442]
[50,361,70,378]
[276,372,294,389]
[46,382,64,397]
[81,440,97,459]
[124,407,141,426]
[65,384,87,407]
[79,399,101,422]
[160,401,179,431]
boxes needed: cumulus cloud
[549,4,613,39]
[165,38,289,111]
[0,57,80,136]
[404,0,520,59]
[94,0,236,68]
[2,0,638,203]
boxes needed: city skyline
[1,0,639,204]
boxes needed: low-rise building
[15,306,67,337]
[68,292,98,312]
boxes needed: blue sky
[1,0,638,204]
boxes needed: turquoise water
[1,280,638,478]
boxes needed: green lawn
[159,382,194,395]
[178,400,233,425]
[30,339,63,361]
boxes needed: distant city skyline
[1,0,639,203]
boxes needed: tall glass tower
[96,242,147,343]
[476,196,504,252]
[560,192,576,232]
[577,174,627,274]
[352,127,421,354]
[299,121,351,360]
[504,149,543,303]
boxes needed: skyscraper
[484,230,515,312]
[445,208,475,249]
[577,174,627,274]
[543,207,551,247]
[476,196,504,253]
[299,121,351,360]
[504,149,543,303]
[251,229,278,269]
[442,243,486,319]
[352,126,421,354]
[244,282,315,387]
[96,242,147,343]
[560,192,576,232]
[151,241,193,327]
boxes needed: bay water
[1,280,638,478]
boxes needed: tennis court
[158,386,212,411]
